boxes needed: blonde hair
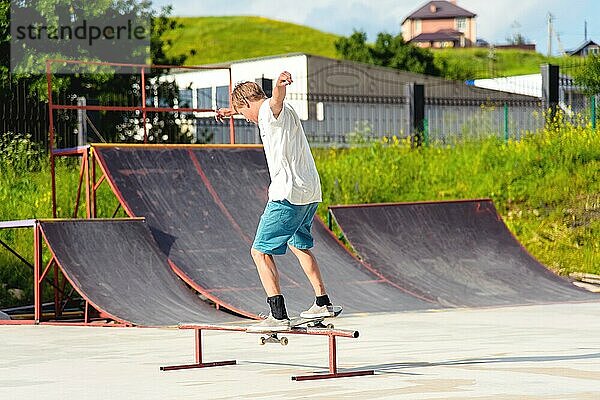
[231,81,267,111]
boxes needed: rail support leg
[160,329,237,371]
[291,334,374,381]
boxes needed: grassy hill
[162,16,575,79]
[432,48,569,79]
[161,16,340,65]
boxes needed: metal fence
[0,80,51,149]
[425,100,544,142]
[1,61,598,149]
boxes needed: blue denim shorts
[252,199,319,255]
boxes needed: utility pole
[547,12,554,57]
[585,20,588,41]
[556,32,565,56]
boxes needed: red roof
[402,1,476,24]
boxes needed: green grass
[162,16,340,65]
[163,16,574,79]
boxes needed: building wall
[422,18,454,32]
[464,17,476,45]
[414,39,457,48]
[401,20,413,42]
[167,54,310,120]
[231,55,309,119]
[579,44,599,56]
[471,74,542,98]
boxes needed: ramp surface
[329,200,596,307]
[40,219,237,326]
[95,146,435,317]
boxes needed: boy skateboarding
[216,71,338,332]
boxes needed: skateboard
[254,306,343,346]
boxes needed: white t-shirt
[257,100,322,205]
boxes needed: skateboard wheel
[326,323,334,329]
[280,337,288,346]
[260,337,266,345]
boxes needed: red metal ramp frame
[0,219,134,326]
[46,59,236,219]
[161,324,374,381]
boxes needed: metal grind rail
[161,324,374,381]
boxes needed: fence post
[541,64,559,125]
[503,103,509,142]
[591,95,597,130]
[423,118,429,146]
[77,97,87,147]
[405,83,425,147]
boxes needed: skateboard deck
[251,306,343,345]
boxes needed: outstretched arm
[214,107,237,122]
[269,71,292,119]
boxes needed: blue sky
[152,0,599,56]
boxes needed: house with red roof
[401,0,477,48]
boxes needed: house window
[196,88,212,109]
[215,86,230,108]
[456,17,466,32]
[415,19,421,35]
[177,89,193,108]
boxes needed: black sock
[316,294,331,307]
[267,295,288,320]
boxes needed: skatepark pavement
[2,302,600,399]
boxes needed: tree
[334,30,373,64]
[335,30,440,76]
[0,1,9,85]
[573,55,600,95]
[150,5,186,67]
[372,33,439,75]
[506,33,528,45]
[506,20,528,45]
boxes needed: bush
[0,132,45,174]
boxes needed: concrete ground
[1,302,600,399]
